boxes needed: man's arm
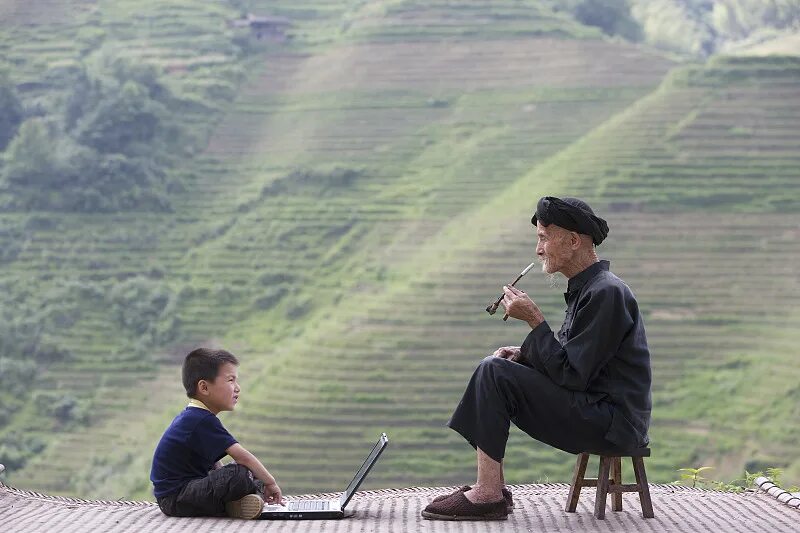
[226,443,283,504]
[499,285,548,369]
[526,284,634,391]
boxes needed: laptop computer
[259,432,388,519]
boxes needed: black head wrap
[531,196,609,245]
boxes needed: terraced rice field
[0,0,92,26]
[2,0,799,501]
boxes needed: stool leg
[594,456,611,519]
[632,456,655,518]
[565,453,589,512]
[611,456,622,512]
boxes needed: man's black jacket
[520,260,652,450]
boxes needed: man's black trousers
[448,356,617,462]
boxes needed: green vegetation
[571,0,642,41]
[676,466,715,488]
[0,69,23,149]
[674,465,800,493]
[630,0,800,56]
[0,0,798,502]
[2,46,214,212]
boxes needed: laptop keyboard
[288,500,330,511]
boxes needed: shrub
[0,224,24,263]
[74,81,164,155]
[254,286,288,310]
[0,70,23,150]
[574,0,642,41]
[1,119,60,189]
[1,121,170,212]
[0,358,36,397]
[0,433,46,470]
[34,392,88,424]
[108,277,178,343]
[260,167,363,197]
[1,57,186,212]
[286,295,312,319]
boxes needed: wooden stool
[565,448,654,519]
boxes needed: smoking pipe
[486,262,536,321]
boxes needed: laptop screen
[339,433,389,508]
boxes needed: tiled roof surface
[755,476,800,510]
[2,480,798,532]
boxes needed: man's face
[536,222,572,274]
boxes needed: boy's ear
[197,379,209,396]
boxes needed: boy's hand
[263,482,283,505]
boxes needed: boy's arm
[226,443,283,504]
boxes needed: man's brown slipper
[431,485,514,511]
[421,491,508,521]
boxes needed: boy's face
[196,362,240,414]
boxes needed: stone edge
[754,476,800,511]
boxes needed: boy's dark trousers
[157,464,261,517]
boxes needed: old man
[422,196,652,521]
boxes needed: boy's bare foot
[225,493,264,519]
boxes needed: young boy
[150,348,282,519]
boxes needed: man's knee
[478,355,513,374]
[472,355,516,390]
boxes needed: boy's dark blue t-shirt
[150,406,238,498]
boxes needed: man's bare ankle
[464,485,503,503]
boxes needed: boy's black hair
[182,348,239,398]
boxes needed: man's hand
[501,285,545,328]
[493,346,522,362]
[262,481,283,505]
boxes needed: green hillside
[630,0,800,56]
[1,0,798,500]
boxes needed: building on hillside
[227,14,292,41]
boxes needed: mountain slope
[2,0,675,498]
[2,0,798,500]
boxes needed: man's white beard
[539,257,561,289]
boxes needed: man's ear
[197,380,209,396]
[570,231,581,250]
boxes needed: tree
[574,0,643,41]
[74,81,165,155]
[110,59,169,101]
[63,66,102,131]
[3,56,181,212]
[0,71,24,151]
[1,119,60,189]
